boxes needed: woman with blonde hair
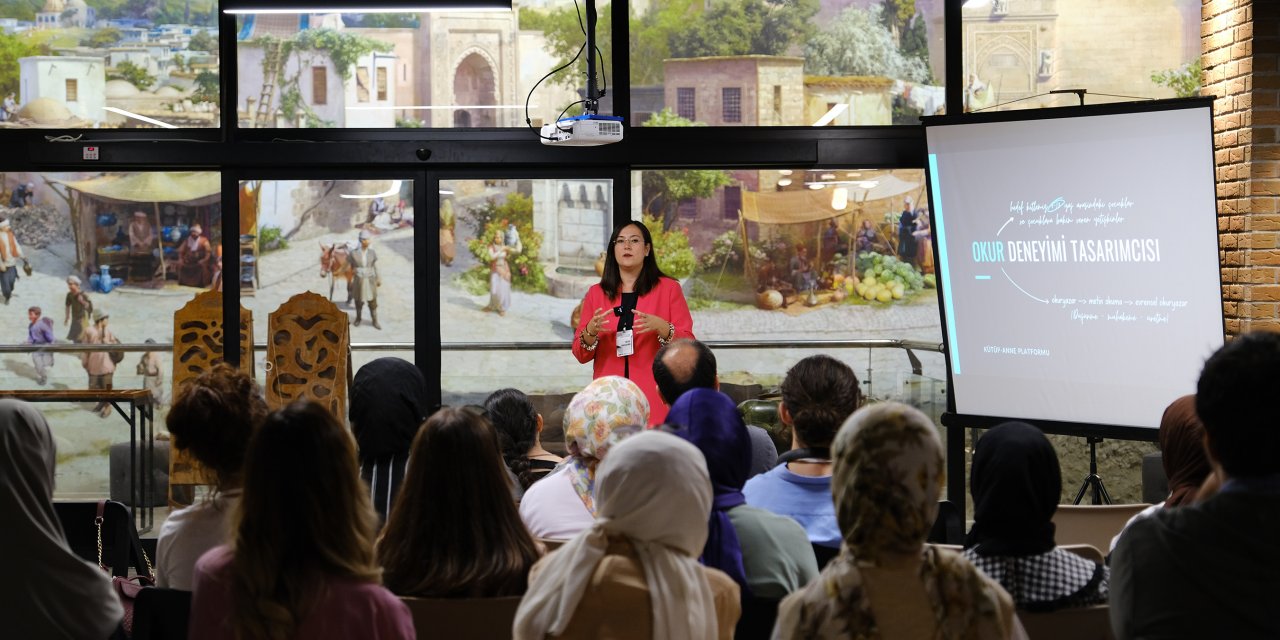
[775,402,1023,640]
[377,407,541,598]
[188,401,413,640]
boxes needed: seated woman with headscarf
[518,376,645,540]
[349,357,431,524]
[1109,395,1212,552]
[663,388,818,599]
[775,402,1021,640]
[964,422,1108,612]
[513,431,741,640]
[1,399,123,639]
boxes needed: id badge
[616,329,635,358]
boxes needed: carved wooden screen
[169,291,254,487]
[265,291,350,418]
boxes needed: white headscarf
[0,399,123,639]
[513,431,717,640]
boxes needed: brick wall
[1204,0,1280,334]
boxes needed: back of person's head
[664,388,751,493]
[1158,394,1212,507]
[564,376,648,464]
[231,401,379,640]
[965,422,1060,556]
[781,355,861,449]
[349,357,430,461]
[484,388,541,490]
[833,402,942,558]
[653,338,717,405]
[1196,331,1280,478]
[378,407,538,597]
[596,430,712,553]
[166,364,266,490]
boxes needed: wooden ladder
[251,39,282,128]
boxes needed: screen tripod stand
[1073,436,1113,505]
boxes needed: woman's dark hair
[600,220,667,299]
[484,388,540,490]
[781,355,862,449]
[166,364,268,490]
[377,407,540,598]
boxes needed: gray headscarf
[0,399,122,638]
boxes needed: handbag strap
[95,500,106,572]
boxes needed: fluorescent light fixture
[346,104,531,110]
[439,190,454,195]
[223,0,511,13]
[962,0,992,7]
[808,183,825,190]
[831,187,848,210]
[777,178,792,187]
[811,103,848,127]
[102,107,178,129]
[339,180,401,199]
[778,169,793,176]
[820,173,836,181]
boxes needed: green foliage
[643,213,696,280]
[1151,60,1202,98]
[465,194,548,293]
[667,0,817,58]
[519,3,613,92]
[258,225,287,252]
[395,116,425,128]
[187,29,217,52]
[285,29,392,81]
[0,32,44,97]
[192,69,218,102]
[0,1,41,21]
[109,61,155,91]
[93,0,218,26]
[697,229,767,273]
[84,27,122,48]
[627,0,697,86]
[358,13,420,28]
[805,4,929,82]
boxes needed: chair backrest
[927,500,965,545]
[400,596,523,640]
[1060,544,1105,564]
[132,588,192,640]
[812,543,839,570]
[53,500,145,577]
[1018,605,1114,640]
[736,594,781,640]
[1052,504,1151,555]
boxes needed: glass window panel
[439,178,613,402]
[962,0,1201,112]
[240,179,415,367]
[629,168,944,396]
[0,170,223,498]
[235,4,611,129]
[631,0,944,127]
[0,4,219,129]
[722,87,742,123]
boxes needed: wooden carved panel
[265,291,349,418]
[169,291,254,487]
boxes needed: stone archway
[452,51,496,128]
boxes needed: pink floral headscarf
[563,376,647,514]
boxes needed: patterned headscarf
[774,402,1011,640]
[563,376,648,515]
[1158,395,1212,508]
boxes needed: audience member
[743,355,860,548]
[1109,394,1212,552]
[1,399,123,639]
[188,401,413,640]
[774,402,1021,639]
[350,357,431,523]
[513,431,741,640]
[485,388,563,489]
[1111,332,1280,639]
[963,422,1109,611]
[663,388,818,598]
[377,407,541,597]
[157,365,268,590]
[519,376,645,540]
[654,338,779,476]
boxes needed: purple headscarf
[664,388,752,594]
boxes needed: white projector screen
[924,101,1224,432]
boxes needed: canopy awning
[742,174,919,224]
[53,171,221,206]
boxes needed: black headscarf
[965,421,1060,556]
[349,357,430,460]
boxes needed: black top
[616,292,639,331]
[527,458,560,485]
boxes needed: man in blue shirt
[744,354,861,549]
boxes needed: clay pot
[755,287,783,310]
[570,301,583,330]
[832,288,846,302]
[594,252,606,277]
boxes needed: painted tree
[0,32,44,97]
[667,0,818,59]
[804,4,929,82]
[641,109,733,227]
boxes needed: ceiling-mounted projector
[540,114,624,146]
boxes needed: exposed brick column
[1205,0,1280,334]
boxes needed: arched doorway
[452,52,496,127]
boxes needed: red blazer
[572,276,695,425]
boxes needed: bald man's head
[653,338,718,406]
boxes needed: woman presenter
[573,220,693,425]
